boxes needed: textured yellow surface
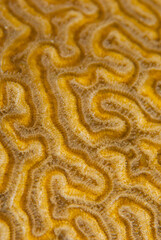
[1,0,161,239]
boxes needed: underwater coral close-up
[0,0,161,239]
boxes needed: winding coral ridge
[1,0,161,239]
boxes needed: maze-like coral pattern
[1,0,161,239]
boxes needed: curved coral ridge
[0,0,161,239]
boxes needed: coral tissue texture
[1,0,161,239]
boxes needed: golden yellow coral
[0,0,161,239]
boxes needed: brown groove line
[1,0,161,239]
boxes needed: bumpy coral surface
[1,0,161,239]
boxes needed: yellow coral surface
[1,0,161,239]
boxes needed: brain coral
[0,0,161,239]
